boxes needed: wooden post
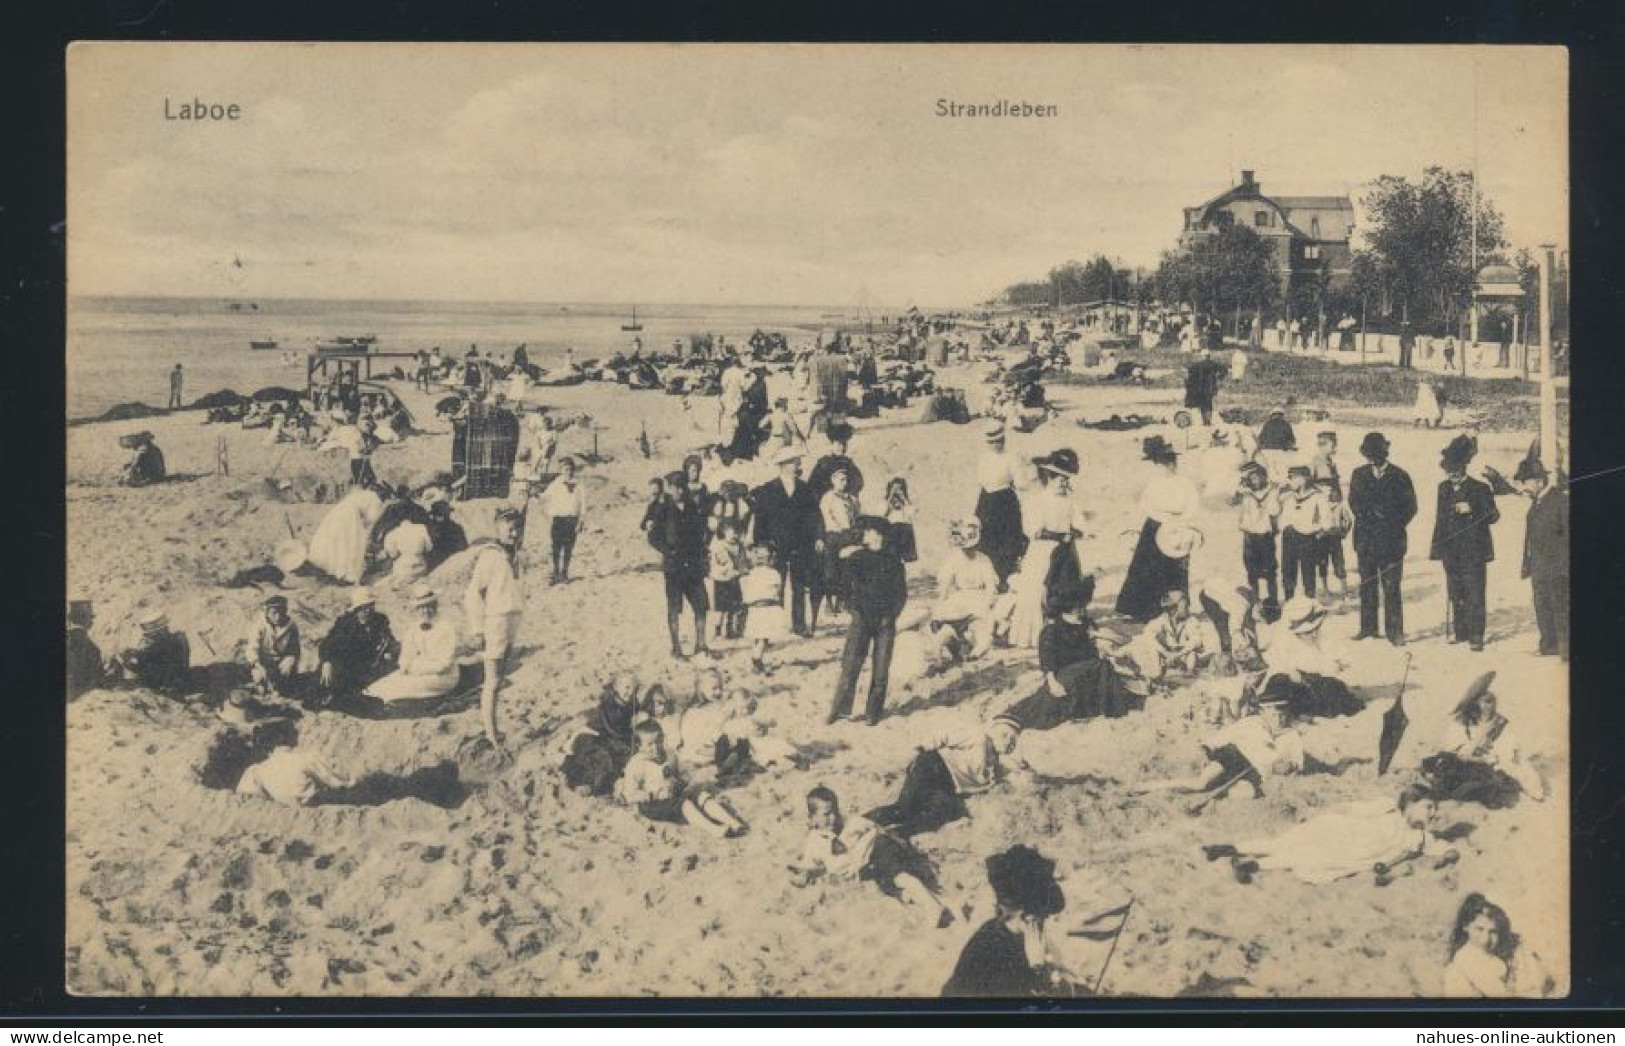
[1539,245,1558,470]
[1359,295,1368,365]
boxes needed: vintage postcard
[66,43,1568,998]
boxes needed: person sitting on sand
[868,715,1024,838]
[1127,589,1224,683]
[366,583,461,703]
[715,687,796,777]
[790,785,952,928]
[424,498,468,572]
[1000,577,1146,732]
[118,431,166,487]
[932,518,1007,662]
[1417,671,1545,808]
[941,844,1069,997]
[315,587,400,705]
[1250,597,1362,719]
[760,396,808,453]
[113,610,191,695]
[1204,786,1444,886]
[615,719,750,837]
[562,672,643,788]
[66,599,107,700]
[242,595,301,698]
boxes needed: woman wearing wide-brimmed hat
[1006,448,1093,648]
[941,844,1069,997]
[1114,436,1200,622]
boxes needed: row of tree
[998,167,1539,340]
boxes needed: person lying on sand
[614,719,749,838]
[789,786,952,929]
[867,715,1024,838]
[1136,692,1309,808]
[1203,786,1454,886]
[715,687,796,777]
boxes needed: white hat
[138,610,168,633]
[406,582,438,609]
[1280,597,1327,635]
[772,445,805,466]
[349,587,376,609]
[1155,522,1205,559]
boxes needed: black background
[3,0,1623,1024]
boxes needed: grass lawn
[1053,343,1565,432]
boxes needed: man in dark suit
[658,471,713,659]
[1429,435,1500,651]
[750,446,821,636]
[1348,431,1417,646]
[829,516,908,725]
[1183,349,1225,426]
[1517,456,1569,660]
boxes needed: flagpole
[1091,897,1134,996]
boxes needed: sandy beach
[65,337,1567,999]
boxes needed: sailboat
[621,305,643,332]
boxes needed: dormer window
[1310,216,1321,238]
[1255,210,1271,227]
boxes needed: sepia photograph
[64,42,1569,999]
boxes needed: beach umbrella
[1378,653,1414,776]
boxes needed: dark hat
[826,421,854,443]
[857,514,890,535]
[1142,435,1178,464]
[1037,447,1081,477]
[1286,464,1312,478]
[1359,432,1390,459]
[1513,452,1548,483]
[68,600,93,625]
[262,594,289,609]
[1441,435,1477,470]
[664,469,687,486]
[494,506,524,524]
[1451,671,1498,721]
[1044,575,1093,616]
[985,845,1066,918]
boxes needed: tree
[1047,260,1090,306]
[1153,224,1279,320]
[1002,280,1053,307]
[1358,167,1506,334]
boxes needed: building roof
[1273,196,1354,212]
[1187,176,1354,243]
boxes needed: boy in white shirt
[539,456,586,583]
[1278,465,1325,601]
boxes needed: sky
[67,44,1567,308]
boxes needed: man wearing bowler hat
[1347,432,1417,646]
[1430,435,1500,651]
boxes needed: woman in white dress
[305,484,386,584]
[1007,448,1092,649]
[1114,436,1201,622]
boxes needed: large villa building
[1181,170,1356,304]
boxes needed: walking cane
[1187,768,1255,816]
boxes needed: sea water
[66,296,887,420]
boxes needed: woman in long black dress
[1114,436,1201,622]
[1003,576,1146,731]
[942,844,1068,997]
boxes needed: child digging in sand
[789,785,954,928]
[614,718,749,838]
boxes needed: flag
[1068,899,1134,942]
